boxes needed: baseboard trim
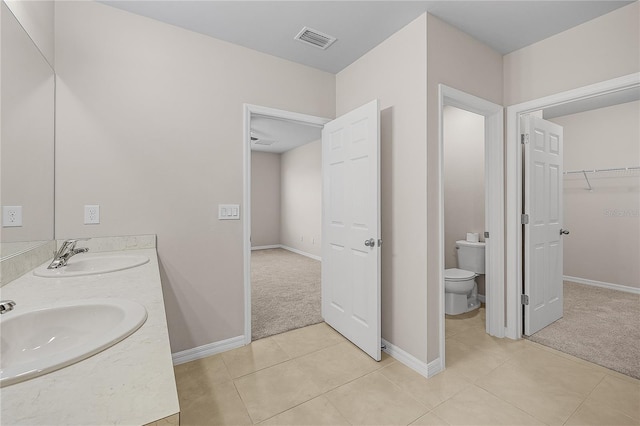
[172,335,245,366]
[250,244,321,261]
[427,357,444,377]
[564,275,640,295]
[381,339,442,378]
[280,245,322,261]
[477,294,486,303]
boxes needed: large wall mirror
[0,1,55,259]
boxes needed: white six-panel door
[523,115,565,335]
[322,100,381,361]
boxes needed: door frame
[242,104,330,344]
[504,72,640,340]
[438,85,504,370]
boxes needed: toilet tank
[456,240,485,274]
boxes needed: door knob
[364,238,375,247]
[560,229,570,235]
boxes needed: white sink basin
[33,254,149,278]
[0,298,147,387]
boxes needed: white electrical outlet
[84,205,100,224]
[2,206,22,227]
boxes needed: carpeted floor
[528,281,640,379]
[251,248,323,340]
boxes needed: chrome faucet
[0,300,16,314]
[47,239,90,269]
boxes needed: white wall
[4,0,54,67]
[426,14,503,362]
[54,1,335,353]
[504,2,639,106]
[280,140,322,257]
[443,106,486,294]
[251,152,281,248]
[552,101,640,288]
[337,14,429,363]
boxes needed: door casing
[242,104,330,344]
[505,73,640,339]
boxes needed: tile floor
[174,308,640,425]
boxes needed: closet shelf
[564,166,640,175]
[563,166,640,191]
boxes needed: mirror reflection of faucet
[0,300,16,314]
[47,239,90,269]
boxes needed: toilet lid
[445,268,476,281]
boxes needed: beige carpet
[528,281,640,379]
[251,248,323,340]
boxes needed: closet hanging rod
[564,166,640,175]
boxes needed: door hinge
[521,294,529,305]
[521,214,529,225]
[521,134,529,144]
[484,231,489,239]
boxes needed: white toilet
[445,240,485,315]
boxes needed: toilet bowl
[444,240,485,315]
[444,268,480,315]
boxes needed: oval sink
[0,298,147,387]
[33,254,149,278]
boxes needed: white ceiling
[251,115,322,153]
[101,1,633,74]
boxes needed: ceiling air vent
[294,26,336,50]
[254,139,277,146]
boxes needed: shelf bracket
[581,170,593,191]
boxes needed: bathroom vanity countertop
[0,248,180,425]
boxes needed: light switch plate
[218,204,240,220]
[3,206,22,227]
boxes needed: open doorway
[519,87,640,379]
[437,85,504,372]
[242,105,330,344]
[249,115,323,340]
[243,101,382,360]
[442,105,486,323]
[506,73,640,342]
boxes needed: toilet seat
[444,268,476,281]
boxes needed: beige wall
[251,152,281,248]
[504,2,640,106]
[337,14,429,362]
[551,101,640,288]
[1,2,54,243]
[426,14,503,362]
[443,106,486,294]
[280,140,322,257]
[443,106,485,268]
[54,1,335,352]
[251,140,322,256]
[46,0,637,362]
[4,0,54,67]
